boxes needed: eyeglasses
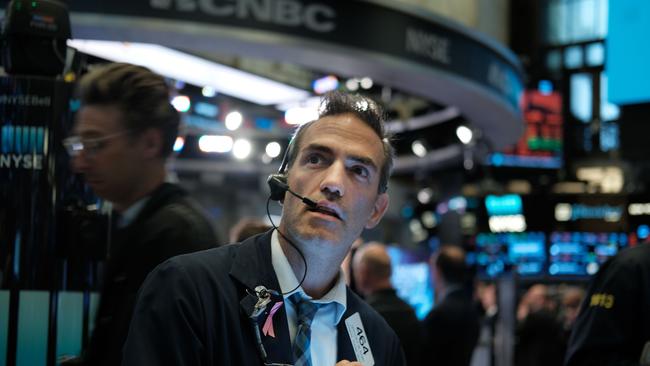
[63,130,132,158]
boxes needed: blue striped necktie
[290,293,320,366]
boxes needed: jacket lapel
[231,231,293,364]
[336,288,359,361]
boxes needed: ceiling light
[346,78,359,91]
[360,77,373,89]
[417,188,433,204]
[233,139,252,159]
[411,140,427,157]
[456,125,473,144]
[225,111,243,131]
[421,211,437,229]
[68,40,310,105]
[173,136,185,152]
[171,95,190,112]
[198,135,233,153]
[202,86,216,97]
[285,106,319,125]
[265,141,282,158]
[312,75,339,94]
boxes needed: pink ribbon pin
[262,301,284,338]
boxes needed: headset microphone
[267,174,317,208]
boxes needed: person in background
[341,237,364,292]
[560,286,585,336]
[353,242,422,365]
[565,243,650,366]
[515,284,565,366]
[229,217,272,243]
[473,281,498,366]
[63,63,218,366]
[422,245,480,366]
[122,91,405,365]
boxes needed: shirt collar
[271,230,347,324]
[115,196,150,228]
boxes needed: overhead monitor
[386,246,434,320]
[468,232,546,279]
[548,231,629,277]
[607,1,650,104]
[488,89,563,169]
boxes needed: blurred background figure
[353,242,422,365]
[64,63,219,366]
[228,216,271,243]
[423,245,480,366]
[514,284,565,366]
[341,237,364,292]
[472,281,499,366]
[560,286,585,336]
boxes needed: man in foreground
[122,92,405,365]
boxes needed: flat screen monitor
[487,90,563,169]
[548,232,629,277]
[386,246,434,320]
[509,232,546,276]
[608,1,650,104]
[468,232,546,278]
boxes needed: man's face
[71,105,145,205]
[280,113,389,253]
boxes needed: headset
[267,142,316,208]
[254,140,315,365]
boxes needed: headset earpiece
[267,174,289,201]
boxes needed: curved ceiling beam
[65,0,525,151]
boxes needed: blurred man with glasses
[63,63,218,366]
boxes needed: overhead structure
[63,0,524,171]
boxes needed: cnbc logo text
[1,125,46,170]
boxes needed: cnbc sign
[1,125,46,170]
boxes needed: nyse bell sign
[0,83,54,171]
[0,76,74,289]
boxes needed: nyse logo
[0,125,46,170]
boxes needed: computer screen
[548,232,629,277]
[608,1,650,104]
[468,232,546,278]
[488,90,563,169]
[386,246,434,320]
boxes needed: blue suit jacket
[122,230,405,366]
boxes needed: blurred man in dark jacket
[64,63,218,365]
[422,245,480,366]
[353,242,422,365]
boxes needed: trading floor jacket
[565,244,650,366]
[85,183,218,366]
[122,230,406,366]
[422,287,481,366]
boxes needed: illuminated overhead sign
[488,215,527,233]
[485,194,523,216]
[1,125,46,170]
[629,203,650,216]
[554,203,623,222]
[488,90,563,169]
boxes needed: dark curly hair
[284,91,394,193]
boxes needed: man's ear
[139,128,163,159]
[365,192,389,229]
